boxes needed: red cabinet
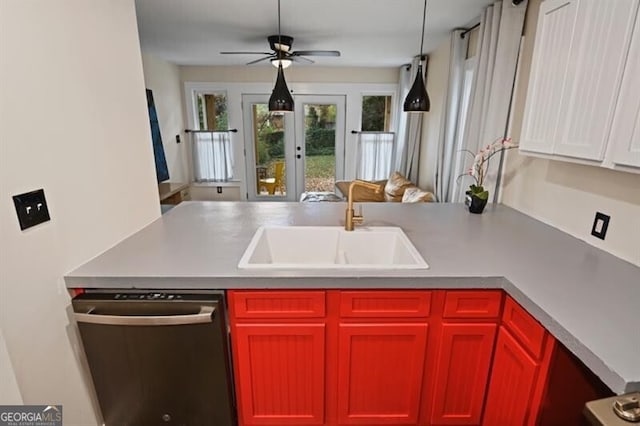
[339,290,432,318]
[482,326,539,425]
[442,290,502,319]
[482,296,556,426]
[431,323,497,425]
[337,323,429,425]
[229,291,328,426]
[229,290,577,426]
[232,290,326,319]
[337,290,432,425]
[233,323,326,425]
[502,296,546,359]
[430,291,501,426]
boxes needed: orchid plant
[459,137,517,200]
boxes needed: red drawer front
[443,290,503,319]
[502,296,546,359]
[230,290,326,319]
[339,291,431,318]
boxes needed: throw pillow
[384,172,415,202]
[335,180,386,202]
[402,187,435,203]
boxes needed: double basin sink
[238,226,429,270]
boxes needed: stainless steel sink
[238,226,429,270]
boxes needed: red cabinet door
[337,323,428,425]
[233,323,326,425]
[431,323,497,425]
[482,326,538,426]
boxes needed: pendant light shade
[404,63,430,112]
[404,0,431,113]
[268,64,294,112]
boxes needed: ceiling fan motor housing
[268,35,294,52]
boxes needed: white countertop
[65,201,640,394]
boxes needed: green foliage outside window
[362,95,391,131]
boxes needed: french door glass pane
[304,104,336,193]
[252,104,287,197]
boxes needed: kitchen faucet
[345,180,383,231]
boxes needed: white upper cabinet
[521,0,578,154]
[554,0,638,160]
[608,11,640,168]
[520,0,640,169]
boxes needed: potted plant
[460,137,517,214]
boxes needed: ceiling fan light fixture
[404,0,431,113]
[271,57,293,69]
[269,64,294,112]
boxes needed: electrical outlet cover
[13,189,50,230]
[591,212,610,240]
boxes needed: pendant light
[268,0,294,112]
[404,0,430,113]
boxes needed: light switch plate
[13,189,50,230]
[591,212,610,240]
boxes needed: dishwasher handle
[74,305,215,326]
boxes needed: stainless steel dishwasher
[72,291,235,426]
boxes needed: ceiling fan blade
[220,52,271,55]
[246,56,273,65]
[291,56,314,64]
[291,50,341,57]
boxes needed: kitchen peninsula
[65,202,640,423]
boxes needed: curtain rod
[185,129,238,133]
[461,0,524,39]
[460,23,480,39]
[351,130,395,134]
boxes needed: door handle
[296,146,301,151]
[296,154,301,159]
[74,306,215,326]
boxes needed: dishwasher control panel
[73,291,223,302]
[114,292,182,300]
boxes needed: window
[196,93,228,131]
[192,91,233,181]
[357,95,394,180]
[361,95,392,132]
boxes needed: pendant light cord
[419,0,428,58]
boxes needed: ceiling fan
[220,1,340,68]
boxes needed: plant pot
[465,193,488,214]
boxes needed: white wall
[0,327,22,404]
[142,52,188,183]
[180,65,398,84]
[0,1,160,423]
[418,39,451,192]
[501,0,640,266]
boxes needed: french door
[243,94,345,201]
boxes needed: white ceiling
[135,0,493,67]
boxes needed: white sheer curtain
[435,30,469,202]
[394,56,426,183]
[192,131,234,182]
[449,59,477,202]
[357,132,395,181]
[460,0,527,200]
